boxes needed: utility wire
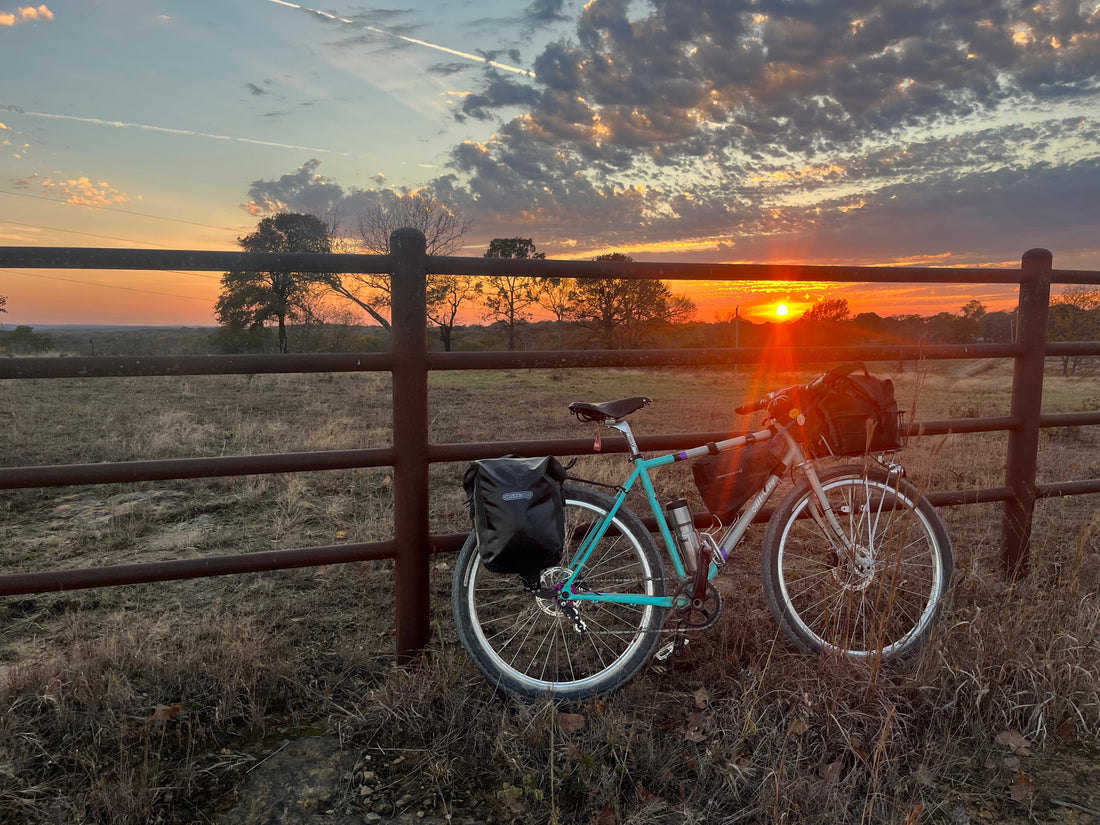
[0,218,176,248]
[1,268,212,303]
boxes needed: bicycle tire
[761,465,953,660]
[452,484,666,700]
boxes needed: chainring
[671,581,722,630]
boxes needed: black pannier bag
[463,456,568,582]
[816,370,904,456]
[692,437,784,523]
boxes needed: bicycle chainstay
[534,575,719,636]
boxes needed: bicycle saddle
[568,396,651,423]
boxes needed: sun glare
[776,304,789,317]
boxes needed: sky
[1,0,1098,326]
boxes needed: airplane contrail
[2,105,350,155]
[266,0,536,78]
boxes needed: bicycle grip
[735,398,765,415]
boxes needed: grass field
[1,359,1098,824]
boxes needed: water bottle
[666,498,701,575]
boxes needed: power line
[1,268,213,303]
[0,218,176,247]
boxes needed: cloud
[39,175,132,207]
[0,4,53,26]
[244,1,1100,270]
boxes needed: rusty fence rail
[1,236,1099,659]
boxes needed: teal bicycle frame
[559,419,805,610]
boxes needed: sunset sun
[776,304,789,317]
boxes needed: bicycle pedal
[655,636,689,661]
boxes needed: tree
[0,325,54,355]
[1048,287,1100,376]
[215,213,331,353]
[979,310,1014,343]
[427,274,479,352]
[325,192,472,332]
[802,297,850,324]
[293,293,363,353]
[0,295,6,314]
[535,277,575,348]
[960,299,986,342]
[568,253,697,349]
[480,238,545,351]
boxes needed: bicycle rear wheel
[452,484,666,700]
[761,465,953,660]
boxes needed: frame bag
[692,437,784,523]
[463,456,568,583]
[817,370,903,456]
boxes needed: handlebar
[734,362,866,417]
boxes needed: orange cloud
[0,4,54,26]
[40,175,131,206]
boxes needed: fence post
[1001,248,1052,578]
[389,227,431,662]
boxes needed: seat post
[609,420,643,461]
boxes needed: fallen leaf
[684,729,708,743]
[903,802,925,825]
[693,688,709,709]
[498,785,526,816]
[147,704,182,725]
[789,718,808,736]
[995,730,1030,750]
[558,713,585,734]
[1008,772,1035,802]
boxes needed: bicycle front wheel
[452,484,666,700]
[761,465,953,660]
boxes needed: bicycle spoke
[764,467,951,660]
[453,486,666,698]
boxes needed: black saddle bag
[816,370,903,456]
[463,456,568,582]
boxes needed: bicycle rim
[768,471,950,659]
[455,487,665,699]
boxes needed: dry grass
[1,360,1098,823]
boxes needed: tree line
[213,206,695,354]
[0,296,58,355]
[210,204,1099,367]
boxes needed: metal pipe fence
[1,239,1098,660]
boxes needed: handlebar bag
[463,456,568,582]
[816,372,903,456]
[692,437,784,523]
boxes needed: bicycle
[451,363,954,700]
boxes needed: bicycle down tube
[561,422,779,609]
